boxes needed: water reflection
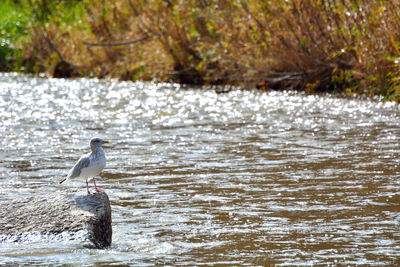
[0,73,400,265]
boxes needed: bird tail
[59,177,67,184]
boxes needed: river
[1,73,400,265]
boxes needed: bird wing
[67,154,91,179]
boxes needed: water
[1,73,400,265]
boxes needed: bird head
[90,137,110,150]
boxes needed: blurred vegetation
[1,0,400,100]
[0,0,29,71]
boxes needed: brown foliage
[22,0,400,99]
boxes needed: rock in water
[0,191,112,248]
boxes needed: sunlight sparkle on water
[1,74,400,265]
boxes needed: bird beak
[103,140,110,144]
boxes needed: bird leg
[93,177,104,193]
[86,179,91,195]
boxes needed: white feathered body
[65,146,106,182]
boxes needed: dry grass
[18,0,400,100]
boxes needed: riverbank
[1,0,400,101]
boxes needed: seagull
[60,137,110,194]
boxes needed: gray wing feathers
[67,155,91,179]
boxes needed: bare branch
[82,35,154,47]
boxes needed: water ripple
[1,73,400,265]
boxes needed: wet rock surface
[0,191,112,248]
